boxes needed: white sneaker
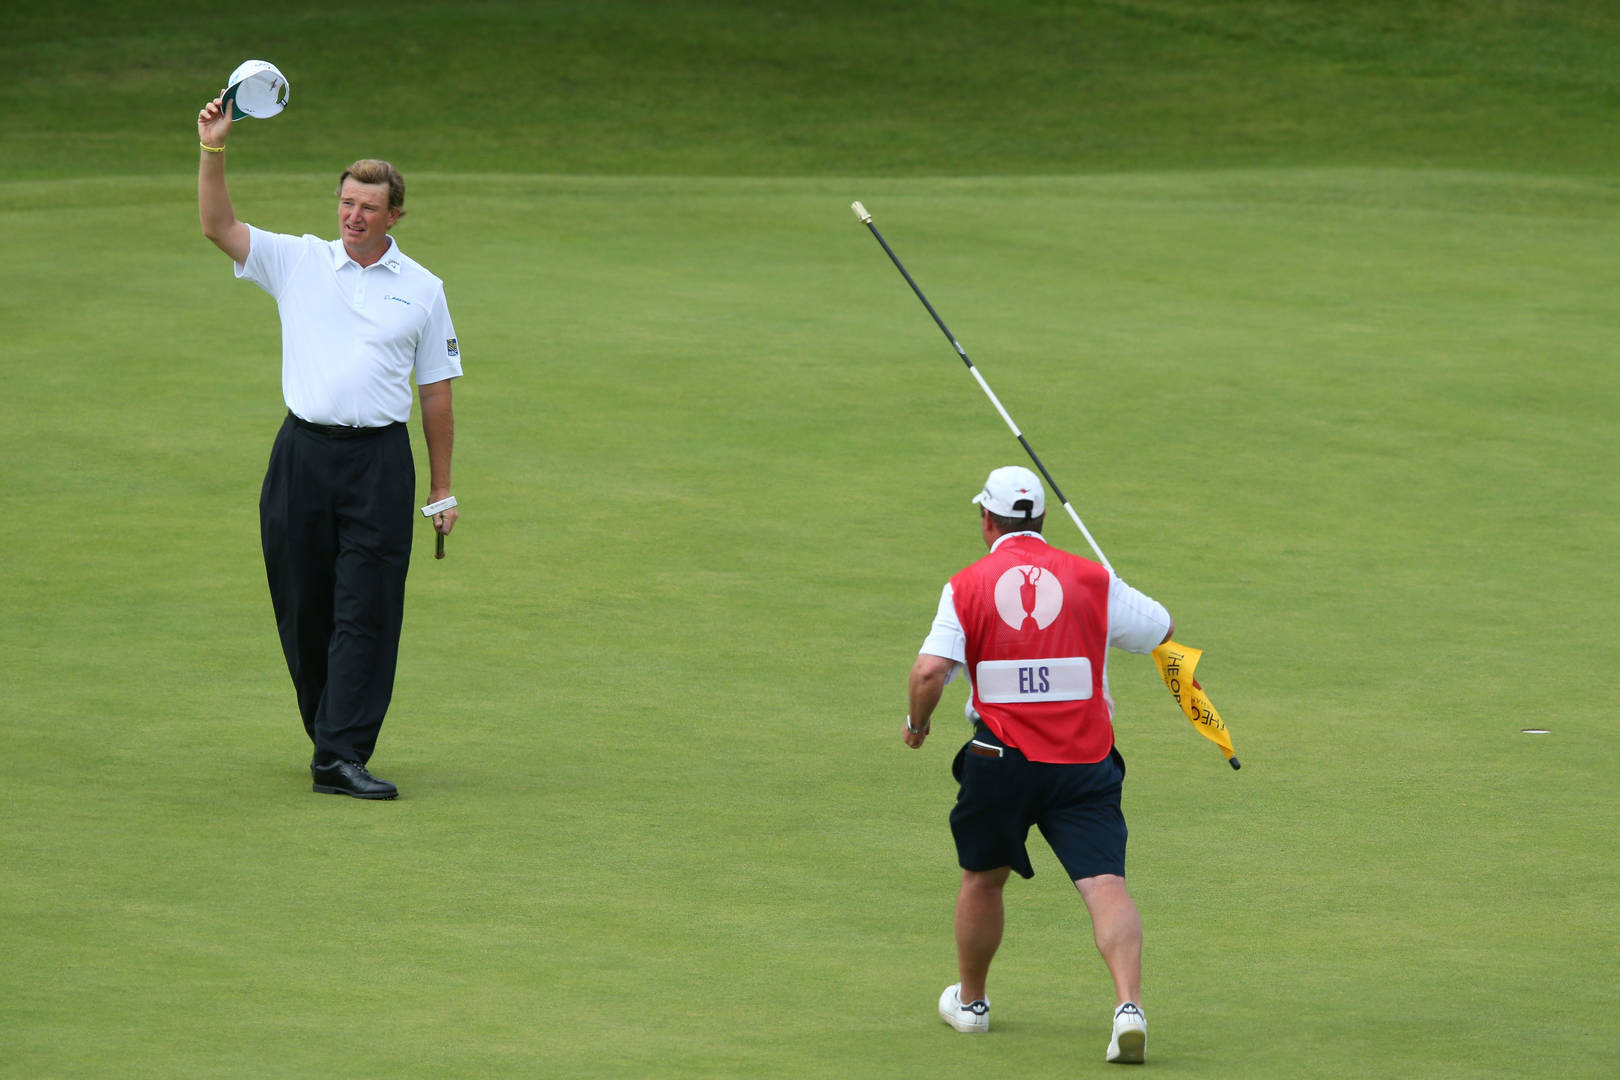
[938,983,990,1033]
[1106,1002,1146,1064]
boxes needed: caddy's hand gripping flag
[1151,641,1240,769]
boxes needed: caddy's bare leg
[1076,873,1143,1005]
[955,867,1012,1002]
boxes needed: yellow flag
[1151,641,1240,769]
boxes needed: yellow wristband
[200,141,226,154]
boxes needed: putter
[421,495,457,560]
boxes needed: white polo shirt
[236,225,463,427]
[919,532,1173,723]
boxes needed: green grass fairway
[6,169,1616,1079]
[4,2,1619,1078]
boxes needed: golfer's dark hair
[337,159,406,215]
[985,503,1044,534]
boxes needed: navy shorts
[948,725,1128,881]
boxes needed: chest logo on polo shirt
[992,565,1064,631]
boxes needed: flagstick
[852,200,1113,573]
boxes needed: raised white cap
[224,59,289,119]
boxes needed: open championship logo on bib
[993,565,1064,631]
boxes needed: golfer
[903,466,1172,1063]
[196,94,462,800]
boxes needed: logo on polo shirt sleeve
[446,337,459,357]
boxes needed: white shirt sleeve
[414,286,463,386]
[1108,573,1172,654]
[233,225,310,298]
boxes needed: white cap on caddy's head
[972,465,1046,519]
[223,59,290,119]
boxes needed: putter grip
[851,201,872,223]
[435,533,445,560]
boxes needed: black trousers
[259,414,414,765]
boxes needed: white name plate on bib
[975,657,1093,703]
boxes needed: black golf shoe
[311,758,398,800]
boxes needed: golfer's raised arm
[197,97,249,263]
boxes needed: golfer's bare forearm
[197,153,249,261]
[418,382,455,497]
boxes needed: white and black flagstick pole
[852,201,1114,574]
